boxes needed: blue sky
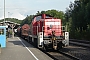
[0,0,75,20]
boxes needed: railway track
[40,40,90,60]
[41,39,90,60]
[59,46,90,60]
[45,50,81,60]
[70,39,90,44]
[40,49,78,60]
[46,51,73,60]
[39,47,81,60]
[70,39,90,48]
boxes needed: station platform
[0,37,53,60]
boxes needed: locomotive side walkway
[0,37,53,60]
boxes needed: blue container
[0,26,6,48]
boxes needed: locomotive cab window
[46,16,51,18]
[0,29,4,35]
[36,16,41,21]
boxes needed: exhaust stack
[42,14,46,19]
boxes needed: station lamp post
[8,12,10,18]
[4,0,5,26]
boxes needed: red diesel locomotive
[29,14,69,50]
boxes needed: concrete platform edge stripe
[17,37,39,60]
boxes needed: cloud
[0,0,75,20]
[10,12,25,20]
[0,11,25,20]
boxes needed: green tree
[65,0,90,39]
[21,15,34,26]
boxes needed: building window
[0,29,4,35]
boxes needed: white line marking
[17,37,39,60]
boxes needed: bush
[0,44,1,47]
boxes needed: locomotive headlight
[44,40,49,44]
[62,40,67,44]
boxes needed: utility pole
[4,0,5,26]
[8,12,10,18]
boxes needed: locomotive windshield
[36,16,41,21]
[35,15,52,21]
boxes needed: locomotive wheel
[34,38,38,48]
[43,46,46,51]
[57,42,63,50]
[43,44,48,51]
[27,36,29,42]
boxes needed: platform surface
[0,37,53,60]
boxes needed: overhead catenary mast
[4,0,5,26]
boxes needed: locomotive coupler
[51,31,57,50]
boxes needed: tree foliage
[21,15,34,26]
[0,18,22,24]
[65,0,90,40]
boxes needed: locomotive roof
[33,14,53,19]
[21,24,30,29]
